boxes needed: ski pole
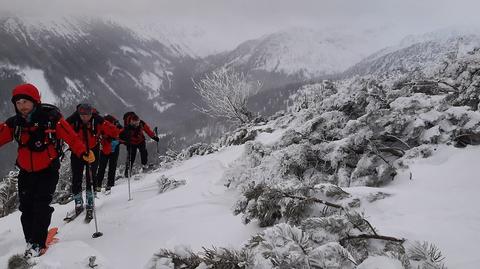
[127,144,132,201]
[83,125,103,238]
[154,127,159,154]
[87,163,103,238]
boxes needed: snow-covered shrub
[233,183,285,227]
[217,127,258,147]
[300,111,350,142]
[408,241,446,269]
[156,175,186,194]
[148,247,201,269]
[55,157,73,204]
[288,81,337,112]
[177,143,217,160]
[246,223,313,268]
[0,170,18,217]
[147,246,251,269]
[233,180,358,227]
[274,129,303,148]
[349,154,396,187]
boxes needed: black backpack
[68,111,104,137]
[6,103,65,159]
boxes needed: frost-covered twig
[279,191,344,209]
[340,234,405,245]
[383,134,411,149]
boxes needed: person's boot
[105,186,112,195]
[85,205,94,222]
[24,243,45,258]
[23,242,33,258]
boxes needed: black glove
[152,136,159,142]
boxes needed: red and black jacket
[0,106,87,172]
[66,112,120,151]
[120,120,155,145]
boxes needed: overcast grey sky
[2,0,480,50]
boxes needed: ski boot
[85,206,93,223]
[74,194,84,215]
[24,243,45,258]
[105,186,112,195]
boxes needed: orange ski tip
[46,227,59,247]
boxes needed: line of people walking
[0,83,160,257]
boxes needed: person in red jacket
[120,112,159,177]
[0,83,92,257]
[66,104,120,219]
[95,114,123,193]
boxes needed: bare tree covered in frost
[193,67,262,124]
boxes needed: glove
[152,136,159,142]
[82,150,95,164]
[111,139,120,152]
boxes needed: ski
[44,227,59,249]
[63,207,84,223]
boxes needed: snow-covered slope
[357,144,480,269]
[0,126,478,268]
[0,144,260,268]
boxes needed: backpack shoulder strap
[5,115,22,143]
[5,115,18,129]
[39,104,62,124]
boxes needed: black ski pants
[71,145,100,196]
[96,146,120,188]
[125,142,148,177]
[18,160,59,248]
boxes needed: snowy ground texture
[0,132,479,268]
[359,144,480,269]
[0,145,260,269]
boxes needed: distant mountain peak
[217,26,395,79]
[345,27,480,78]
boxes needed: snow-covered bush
[408,241,446,269]
[0,170,18,217]
[156,175,186,194]
[147,246,251,269]
[217,127,258,147]
[177,143,217,160]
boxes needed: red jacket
[67,113,120,150]
[0,115,86,172]
[100,116,123,155]
[120,120,155,145]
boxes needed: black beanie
[11,94,37,105]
